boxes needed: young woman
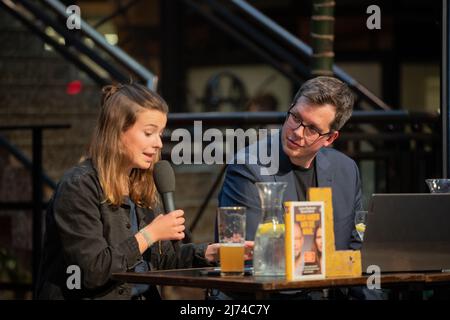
[36,83,246,299]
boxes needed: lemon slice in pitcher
[355,223,366,233]
[256,222,285,236]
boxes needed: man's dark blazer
[218,133,362,251]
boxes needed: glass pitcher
[253,182,287,276]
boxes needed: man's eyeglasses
[286,111,333,145]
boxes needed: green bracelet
[139,229,155,247]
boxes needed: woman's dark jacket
[36,159,212,299]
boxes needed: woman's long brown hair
[88,83,168,208]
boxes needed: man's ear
[324,131,339,146]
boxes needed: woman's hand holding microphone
[135,210,185,253]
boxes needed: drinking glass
[217,207,246,276]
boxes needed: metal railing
[0,0,157,89]
[42,0,157,89]
[0,124,70,298]
[229,0,390,110]
[183,0,390,111]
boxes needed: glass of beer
[217,207,246,276]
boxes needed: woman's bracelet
[139,228,155,247]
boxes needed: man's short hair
[291,76,355,131]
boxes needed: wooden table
[112,267,450,299]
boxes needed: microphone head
[153,160,175,193]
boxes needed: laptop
[361,193,450,273]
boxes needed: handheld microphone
[153,160,192,243]
[153,160,190,257]
[153,160,176,214]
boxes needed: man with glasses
[213,76,383,299]
[219,76,361,251]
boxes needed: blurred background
[0,0,443,299]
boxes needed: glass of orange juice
[217,207,246,276]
